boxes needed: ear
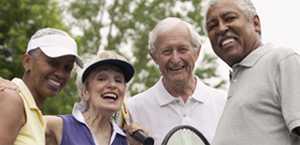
[81,85,90,102]
[253,15,261,35]
[149,50,158,64]
[22,54,32,73]
[196,45,201,57]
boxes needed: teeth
[169,65,184,71]
[221,38,234,46]
[170,67,182,71]
[103,93,117,99]
[49,79,61,87]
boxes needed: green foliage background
[0,0,226,115]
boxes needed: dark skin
[23,50,75,108]
[205,0,300,137]
[0,49,75,145]
[205,0,262,67]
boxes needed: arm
[0,89,25,145]
[45,115,63,145]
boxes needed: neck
[83,109,112,145]
[83,109,112,133]
[22,75,45,109]
[163,76,197,102]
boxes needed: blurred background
[1,0,299,115]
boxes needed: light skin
[205,0,262,67]
[46,65,127,145]
[0,48,75,145]
[150,22,200,102]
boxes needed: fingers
[0,77,19,92]
[124,123,147,135]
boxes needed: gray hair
[203,0,257,33]
[148,17,202,54]
[74,54,98,112]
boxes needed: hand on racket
[119,103,154,145]
[161,125,209,145]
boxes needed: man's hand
[0,77,18,92]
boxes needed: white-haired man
[0,28,82,145]
[204,0,300,144]
[127,17,226,145]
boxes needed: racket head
[161,125,210,145]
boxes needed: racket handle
[131,130,154,145]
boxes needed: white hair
[148,17,202,54]
[203,0,257,34]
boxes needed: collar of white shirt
[156,77,208,106]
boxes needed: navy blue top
[60,115,128,145]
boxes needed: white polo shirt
[127,77,226,145]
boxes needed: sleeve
[279,53,300,134]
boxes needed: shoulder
[196,78,227,99]
[264,44,299,61]
[128,83,158,104]
[196,80,227,106]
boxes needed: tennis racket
[116,102,154,145]
[161,125,210,145]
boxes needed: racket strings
[162,126,209,145]
[168,129,202,145]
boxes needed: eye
[178,47,189,53]
[224,14,237,23]
[206,21,218,32]
[161,48,172,55]
[96,75,107,81]
[113,73,125,83]
[64,63,74,73]
[115,77,125,83]
[47,59,59,67]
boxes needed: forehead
[155,24,192,48]
[206,0,243,20]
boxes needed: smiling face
[23,49,75,100]
[205,0,261,66]
[151,23,200,85]
[82,65,126,113]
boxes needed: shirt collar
[233,43,271,68]
[12,78,39,110]
[156,77,207,106]
[72,103,127,137]
[191,77,209,103]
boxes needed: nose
[217,21,229,35]
[170,50,181,62]
[107,79,117,89]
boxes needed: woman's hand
[124,123,150,145]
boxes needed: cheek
[119,86,126,97]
